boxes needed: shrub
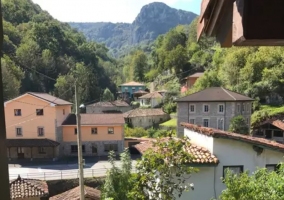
[125,127,148,137]
[163,101,177,114]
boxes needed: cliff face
[69,2,197,56]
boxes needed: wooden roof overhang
[198,0,284,47]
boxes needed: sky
[32,0,202,23]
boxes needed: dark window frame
[14,109,21,116]
[91,127,98,134]
[74,128,77,135]
[36,109,44,116]
[71,145,85,153]
[38,147,46,154]
[223,165,244,178]
[108,127,114,134]
[266,164,280,172]
[16,127,22,136]
[37,127,44,137]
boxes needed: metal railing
[9,167,137,181]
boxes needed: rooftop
[135,137,219,165]
[257,119,284,131]
[50,186,100,200]
[62,113,125,125]
[181,122,284,152]
[176,87,254,102]
[186,72,204,79]
[88,100,129,107]
[10,176,49,199]
[139,91,163,99]
[133,90,149,94]
[120,81,145,86]
[123,108,167,118]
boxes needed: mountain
[69,2,197,57]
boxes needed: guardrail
[9,167,137,181]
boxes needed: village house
[86,100,132,114]
[123,108,169,128]
[181,72,204,93]
[135,123,284,200]
[175,87,254,137]
[50,186,100,200]
[253,119,284,143]
[4,92,73,160]
[117,81,146,102]
[10,175,49,200]
[139,91,164,108]
[61,113,125,156]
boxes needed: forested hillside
[2,0,120,104]
[69,2,197,57]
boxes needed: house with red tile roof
[86,100,132,114]
[181,72,204,93]
[50,185,100,200]
[253,119,284,143]
[138,91,164,108]
[10,175,49,200]
[61,113,125,156]
[118,81,146,102]
[175,122,284,200]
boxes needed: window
[37,127,44,137]
[203,105,209,113]
[63,109,65,115]
[38,147,46,154]
[217,118,224,130]
[242,104,245,112]
[203,119,209,127]
[91,127,98,134]
[274,130,283,137]
[237,104,240,113]
[74,128,77,135]
[223,166,244,178]
[108,127,114,134]
[104,144,118,152]
[246,103,250,112]
[189,104,195,113]
[266,164,279,172]
[189,118,195,124]
[71,145,85,153]
[218,104,224,113]
[16,127,22,136]
[36,109,44,116]
[246,118,249,125]
[14,109,21,116]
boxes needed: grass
[251,105,284,126]
[160,118,177,128]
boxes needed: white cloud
[32,0,197,23]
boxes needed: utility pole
[75,81,85,200]
[0,1,11,199]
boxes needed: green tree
[219,164,284,200]
[229,115,249,135]
[130,137,197,200]
[102,149,134,200]
[103,88,114,101]
[132,50,148,82]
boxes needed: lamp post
[75,82,85,200]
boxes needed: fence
[9,167,137,181]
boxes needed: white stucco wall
[184,128,214,153]
[181,128,284,200]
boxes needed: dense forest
[1,0,120,104]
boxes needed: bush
[229,115,249,135]
[125,127,148,137]
[163,101,177,114]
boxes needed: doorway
[17,147,24,159]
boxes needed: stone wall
[61,140,124,157]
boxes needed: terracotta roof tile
[50,186,100,200]
[28,92,72,105]
[139,92,163,99]
[10,176,48,199]
[88,100,130,107]
[175,87,254,102]
[62,113,125,125]
[135,137,219,164]
[123,108,168,118]
[181,122,284,152]
[257,119,284,131]
[133,90,149,94]
[120,81,145,86]
[6,139,60,147]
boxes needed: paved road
[9,160,137,180]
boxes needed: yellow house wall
[5,94,57,140]
[62,125,123,142]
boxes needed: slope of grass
[251,105,284,127]
[160,118,177,128]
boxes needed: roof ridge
[221,87,236,100]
